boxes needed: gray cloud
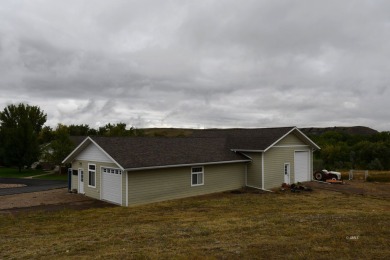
[1,0,390,131]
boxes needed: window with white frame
[88,164,96,187]
[191,166,204,186]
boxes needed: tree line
[1,103,389,172]
[309,131,390,171]
[0,103,143,171]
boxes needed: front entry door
[78,169,84,194]
[284,163,290,184]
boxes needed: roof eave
[88,137,125,170]
[61,136,125,170]
[294,127,321,150]
[231,149,265,153]
[61,136,92,164]
[263,126,321,152]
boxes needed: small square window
[191,166,204,186]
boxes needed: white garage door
[102,168,122,205]
[294,151,310,183]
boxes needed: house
[62,127,320,206]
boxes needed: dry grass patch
[1,189,389,259]
[341,170,390,182]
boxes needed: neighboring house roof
[62,127,320,170]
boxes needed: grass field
[0,189,389,259]
[32,173,68,181]
[341,170,390,182]
[0,167,67,180]
[0,167,47,178]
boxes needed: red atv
[313,169,342,181]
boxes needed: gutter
[231,149,265,153]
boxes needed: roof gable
[62,137,123,169]
[273,132,304,146]
[192,127,320,151]
[75,142,114,164]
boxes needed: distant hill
[142,126,379,137]
[300,126,378,136]
[142,128,194,137]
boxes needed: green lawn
[0,189,389,259]
[0,167,67,180]
[0,167,47,178]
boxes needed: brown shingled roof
[63,127,318,170]
[90,136,249,170]
[192,127,295,150]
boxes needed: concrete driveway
[0,178,67,196]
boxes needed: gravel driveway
[0,178,67,196]
[0,188,117,214]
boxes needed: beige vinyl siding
[127,163,245,206]
[75,143,113,163]
[70,166,78,190]
[122,169,126,205]
[275,132,309,146]
[243,152,263,189]
[71,160,120,201]
[263,132,313,189]
[264,148,313,189]
[263,147,296,189]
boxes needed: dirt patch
[306,180,390,198]
[0,188,117,214]
[2,181,388,215]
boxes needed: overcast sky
[1,0,389,131]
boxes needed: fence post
[365,170,368,181]
[349,169,353,180]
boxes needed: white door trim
[78,168,84,194]
[284,163,290,184]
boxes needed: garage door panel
[294,151,309,183]
[102,169,122,205]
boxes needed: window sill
[191,183,204,187]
